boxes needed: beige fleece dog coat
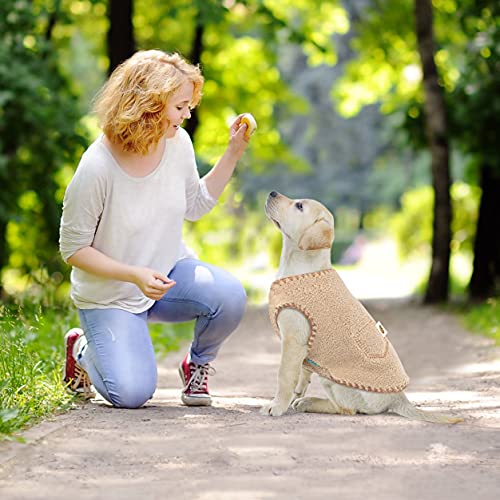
[269,269,409,393]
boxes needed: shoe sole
[178,366,212,406]
[63,330,95,399]
[65,385,96,399]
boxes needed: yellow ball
[240,113,257,139]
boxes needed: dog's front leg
[261,310,309,417]
[292,367,312,403]
[261,336,307,416]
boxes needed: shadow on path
[1,300,499,500]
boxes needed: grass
[461,297,500,345]
[0,302,76,440]
[406,253,499,346]
[0,292,195,441]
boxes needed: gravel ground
[1,300,499,500]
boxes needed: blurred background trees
[0,0,498,304]
[0,0,88,296]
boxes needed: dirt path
[1,300,500,500]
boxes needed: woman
[59,50,250,409]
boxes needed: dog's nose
[269,191,278,198]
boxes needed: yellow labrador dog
[261,191,461,424]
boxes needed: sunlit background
[1,0,496,307]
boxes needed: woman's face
[164,80,194,138]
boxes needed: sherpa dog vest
[269,269,409,393]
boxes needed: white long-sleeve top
[59,128,217,313]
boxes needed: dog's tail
[390,393,463,424]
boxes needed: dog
[261,191,462,424]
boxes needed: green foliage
[400,1,500,174]
[332,0,466,117]
[391,182,480,258]
[450,1,500,168]
[413,254,472,298]
[462,297,500,345]
[333,1,418,117]
[183,186,282,268]
[0,0,88,281]
[391,186,432,258]
[332,0,499,180]
[149,321,195,358]
[133,0,344,179]
[46,0,109,109]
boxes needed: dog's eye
[295,202,303,211]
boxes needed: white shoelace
[185,363,216,393]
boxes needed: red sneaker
[178,353,215,406]
[64,328,94,399]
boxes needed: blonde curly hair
[94,50,204,155]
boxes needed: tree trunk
[469,164,500,301]
[415,0,452,304]
[44,0,61,43]
[184,19,204,140]
[107,0,135,75]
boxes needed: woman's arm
[68,247,175,300]
[203,115,250,199]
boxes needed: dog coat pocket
[349,319,389,359]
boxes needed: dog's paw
[260,401,288,417]
[290,389,307,405]
[292,397,313,413]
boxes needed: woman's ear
[298,219,334,251]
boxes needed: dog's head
[265,191,334,251]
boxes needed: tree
[107,0,135,74]
[332,0,500,302]
[469,165,500,300]
[415,0,451,303]
[333,0,455,303]
[450,1,500,300]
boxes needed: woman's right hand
[227,114,251,158]
[132,267,176,300]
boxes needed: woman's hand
[227,114,252,158]
[203,113,255,199]
[132,267,176,300]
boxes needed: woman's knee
[228,281,247,317]
[218,279,247,328]
[106,374,157,409]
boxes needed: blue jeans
[76,258,247,409]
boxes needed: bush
[183,188,283,271]
[0,0,88,283]
[390,182,480,259]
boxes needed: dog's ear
[298,218,334,251]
